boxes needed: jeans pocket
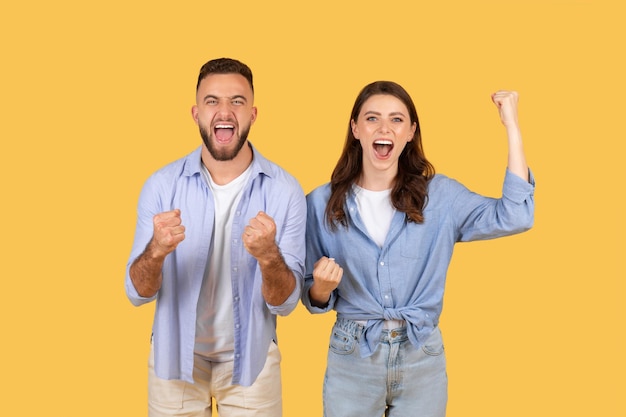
[421,328,445,356]
[329,326,357,355]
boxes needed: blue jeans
[323,318,448,417]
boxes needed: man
[125,57,306,417]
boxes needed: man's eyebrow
[202,94,248,102]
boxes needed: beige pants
[148,342,282,417]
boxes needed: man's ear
[191,105,199,124]
[250,106,258,125]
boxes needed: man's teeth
[216,124,234,129]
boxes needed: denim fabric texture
[323,318,447,417]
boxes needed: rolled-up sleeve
[125,175,164,307]
[266,177,307,316]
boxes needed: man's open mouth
[214,123,235,142]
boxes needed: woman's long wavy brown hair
[325,81,436,230]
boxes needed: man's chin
[211,150,238,161]
[206,140,248,161]
[200,126,249,161]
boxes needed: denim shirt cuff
[502,168,535,203]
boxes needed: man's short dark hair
[196,58,254,93]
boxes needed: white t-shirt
[195,164,251,362]
[354,186,404,329]
[354,185,395,248]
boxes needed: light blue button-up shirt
[302,169,535,356]
[125,144,306,386]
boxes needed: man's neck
[201,142,253,185]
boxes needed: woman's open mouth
[373,140,393,158]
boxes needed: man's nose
[216,100,233,114]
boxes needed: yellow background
[1,1,623,416]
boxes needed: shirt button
[380,261,384,266]
[233,267,238,272]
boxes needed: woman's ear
[408,121,417,141]
[351,119,359,139]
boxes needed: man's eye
[206,99,218,105]
[232,99,244,105]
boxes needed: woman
[301,81,535,416]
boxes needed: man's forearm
[258,246,296,306]
[129,241,165,298]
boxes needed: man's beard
[199,124,250,161]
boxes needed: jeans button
[390,331,398,338]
